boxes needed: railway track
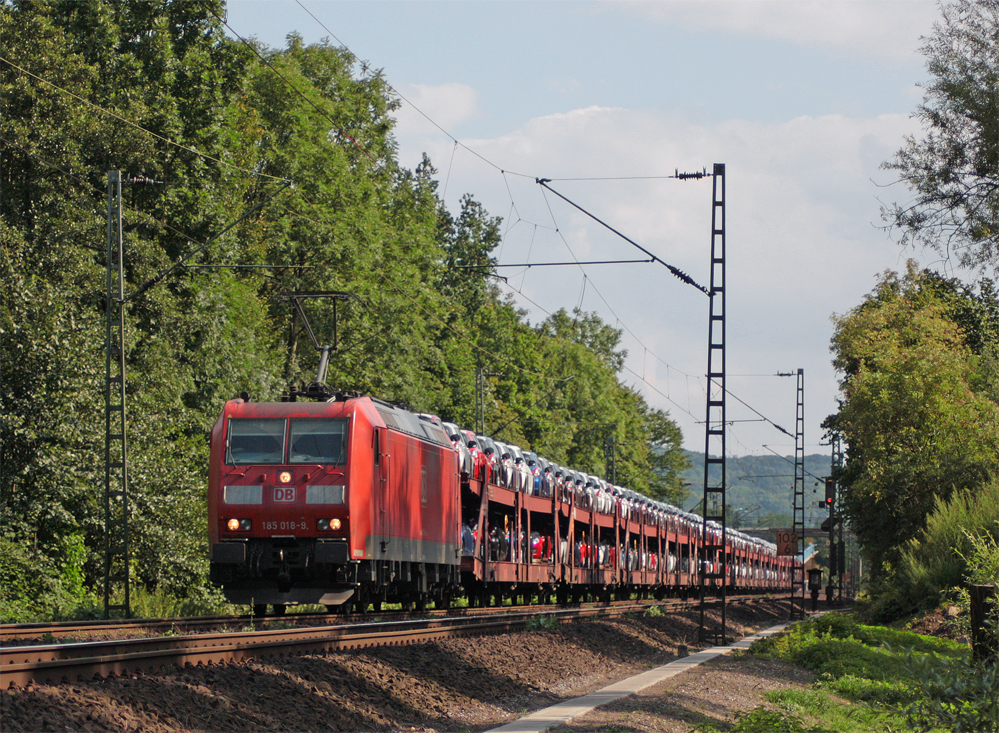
[0,595,777,689]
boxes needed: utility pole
[101,171,289,618]
[698,163,727,645]
[791,369,806,620]
[604,434,616,484]
[104,170,130,619]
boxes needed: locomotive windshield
[226,417,348,465]
[227,419,286,464]
[289,418,347,464]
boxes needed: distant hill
[680,451,832,526]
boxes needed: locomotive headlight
[227,518,239,531]
[317,518,342,531]
[278,470,293,484]
[331,518,341,530]
[226,518,251,531]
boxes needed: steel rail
[1,614,531,689]
[1,595,782,689]
[0,597,662,642]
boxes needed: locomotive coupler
[277,549,292,593]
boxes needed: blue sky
[225,0,952,458]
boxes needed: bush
[901,647,999,732]
[748,612,965,705]
[127,583,238,619]
[0,532,101,622]
[693,706,808,732]
[870,477,999,622]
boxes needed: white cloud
[392,82,482,137]
[395,102,930,451]
[611,0,939,61]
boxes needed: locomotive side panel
[368,427,460,566]
[343,405,375,563]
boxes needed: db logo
[273,486,296,503]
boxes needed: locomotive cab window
[289,419,347,464]
[226,419,286,464]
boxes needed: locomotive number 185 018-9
[261,520,309,532]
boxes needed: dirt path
[1,599,796,733]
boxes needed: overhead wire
[0,54,284,183]
[2,129,552,392]
[493,272,703,423]
[290,0,534,179]
[211,12,378,166]
[260,5,720,415]
[205,13,563,383]
[260,7,776,445]
[10,3,796,453]
[529,175,796,441]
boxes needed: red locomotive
[208,388,795,614]
[209,393,460,615]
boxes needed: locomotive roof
[221,396,451,448]
[368,398,451,448]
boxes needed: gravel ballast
[2,599,795,732]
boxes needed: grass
[729,611,995,733]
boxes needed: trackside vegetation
[824,0,999,633]
[696,613,998,733]
[0,1,690,622]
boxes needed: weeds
[525,615,559,630]
[693,706,808,732]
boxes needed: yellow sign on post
[776,530,799,556]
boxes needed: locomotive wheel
[272,604,287,616]
[253,604,267,617]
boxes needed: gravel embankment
[2,599,795,733]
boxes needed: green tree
[645,404,691,506]
[1,0,696,621]
[825,264,999,579]
[881,0,999,271]
[1,0,279,604]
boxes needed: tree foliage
[1,0,690,619]
[881,0,999,271]
[825,263,999,580]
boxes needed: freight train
[208,390,795,615]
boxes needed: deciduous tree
[881,0,999,271]
[826,263,999,577]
